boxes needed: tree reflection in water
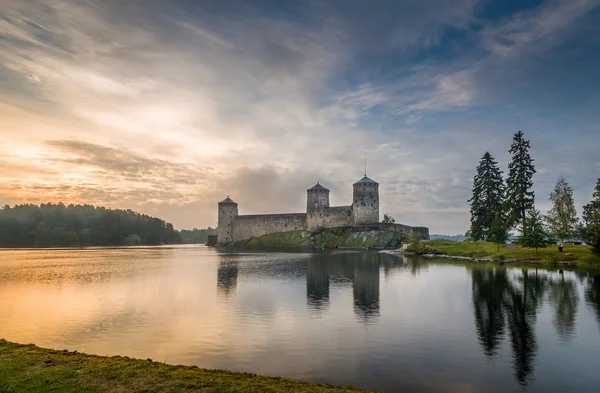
[585,274,600,332]
[548,271,579,340]
[471,267,584,386]
[472,268,508,358]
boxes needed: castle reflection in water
[306,254,383,321]
[216,251,422,322]
[215,250,600,387]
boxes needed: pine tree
[518,209,553,253]
[582,178,600,255]
[490,211,509,251]
[469,152,506,241]
[546,176,578,247]
[506,131,536,231]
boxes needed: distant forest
[0,203,215,247]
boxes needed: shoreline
[0,339,370,393]
[420,253,581,267]
[415,239,599,269]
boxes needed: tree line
[0,203,214,247]
[468,130,600,254]
[180,228,217,244]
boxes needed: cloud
[46,140,210,186]
[1,0,599,234]
[319,0,478,51]
[482,0,600,57]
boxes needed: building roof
[308,182,329,191]
[219,196,237,204]
[354,176,378,184]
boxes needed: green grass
[0,340,371,393]
[421,239,600,268]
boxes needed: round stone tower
[353,176,379,225]
[217,196,238,244]
[306,182,330,231]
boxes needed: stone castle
[216,174,429,245]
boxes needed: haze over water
[1,245,599,392]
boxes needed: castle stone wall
[232,213,307,241]
[320,206,353,228]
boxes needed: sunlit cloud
[1,0,599,232]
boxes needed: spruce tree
[518,208,553,253]
[490,211,509,251]
[546,176,578,247]
[506,131,536,231]
[469,152,505,241]
[582,178,600,255]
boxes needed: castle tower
[353,176,379,225]
[217,196,238,244]
[306,182,330,231]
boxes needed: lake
[1,245,599,392]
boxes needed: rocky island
[213,173,429,248]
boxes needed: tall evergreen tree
[518,209,553,253]
[582,178,600,255]
[546,176,578,247]
[469,152,505,241]
[506,131,536,231]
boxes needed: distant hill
[0,203,182,247]
[430,234,466,242]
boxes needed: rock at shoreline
[230,227,406,248]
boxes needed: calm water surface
[1,245,599,392]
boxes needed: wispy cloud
[482,0,600,57]
[1,0,599,233]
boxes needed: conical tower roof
[219,196,237,204]
[308,182,329,191]
[354,176,378,184]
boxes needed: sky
[1,0,599,234]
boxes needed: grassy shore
[0,340,370,393]
[421,239,600,268]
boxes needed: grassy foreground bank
[421,239,599,268]
[0,340,369,393]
